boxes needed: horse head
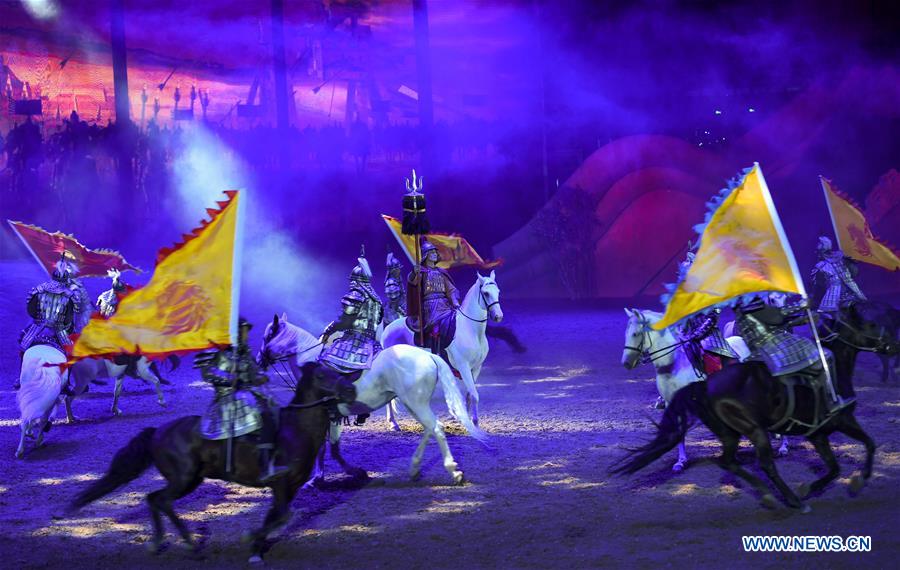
[477,270,503,323]
[842,302,899,356]
[622,308,648,369]
[257,312,291,370]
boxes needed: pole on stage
[403,170,429,348]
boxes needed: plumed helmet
[350,245,372,282]
[52,251,79,282]
[817,236,832,251]
[386,252,402,269]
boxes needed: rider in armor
[319,248,383,426]
[18,256,82,355]
[407,239,460,359]
[319,247,384,374]
[674,252,738,375]
[733,294,848,412]
[383,252,407,325]
[811,236,866,314]
[97,268,129,317]
[195,318,287,484]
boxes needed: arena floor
[1,261,898,569]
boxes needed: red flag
[7,220,141,277]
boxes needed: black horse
[613,301,897,511]
[68,362,356,563]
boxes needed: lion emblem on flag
[847,223,873,257]
[156,280,213,335]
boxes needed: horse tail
[431,354,488,443]
[610,381,706,475]
[167,354,181,372]
[69,427,156,513]
[17,350,65,425]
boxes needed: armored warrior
[407,239,460,359]
[674,252,738,375]
[195,318,287,484]
[811,236,866,314]
[733,295,847,412]
[320,248,384,374]
[383,252,406,325]
[97,268,129,317]
[18,255,84,356]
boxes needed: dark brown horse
[68,362,356,563]
[613,301,897,511]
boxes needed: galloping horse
[68,363,357,564]
[15,344,69,458]
[66,356,171,418]
[382,271,503,425]
[258,314,487,486]
[621,309,704,471]
[614,301,895,511]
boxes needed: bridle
[820,315,895,354]
[258,334,324,389]
[456,280,500,323]
[623,316,687,365]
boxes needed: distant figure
[383,252,406,325]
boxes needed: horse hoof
[760,494,779,510]
[410,471,421,482]
[799,503,812,514]
[157,400,166,407]
[248,554,263,565]
[66,417,76,425]
[777,447,789,458]
[849,475,865,496]
[452,471,465,486]
[672,461,686,473]
[14,449,24,459]
[146,540,168,555]
[111,409,122,417]
[797,483,811,499]
[351,468,369,480]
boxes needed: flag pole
[402,170,429,349]
[759,166,838,400]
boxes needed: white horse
[66,357,167,419]
[16,345,69,458]
[382,271,503,426]
[622,309,702,472]
[257,314,487,485]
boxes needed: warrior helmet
[350,245,373,283]
[52,251,79,282]
[238,317,253,331]
[421,239,439,263]
[386,252,402,270]
[817,236,833,253]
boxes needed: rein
[284,395,337,409]
[820,316,893,353]
[624,319,687,365]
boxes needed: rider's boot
[258,445,288,484]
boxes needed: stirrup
[826,395,855,414]
[259,460,289,484]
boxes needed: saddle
[767,374,834,435]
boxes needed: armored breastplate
[353,296,384,333]
[422,268,449,298]
[31,281,75,329]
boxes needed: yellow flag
[654,164,804,330]
[382,215,502,270]
[821,177,899,271]
[72,191,243,360]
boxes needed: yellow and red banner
[821,176,899,271]
[382,215,502,270]
[6,220,140,277]
[71,191,243,361]
[654,164,804,330]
